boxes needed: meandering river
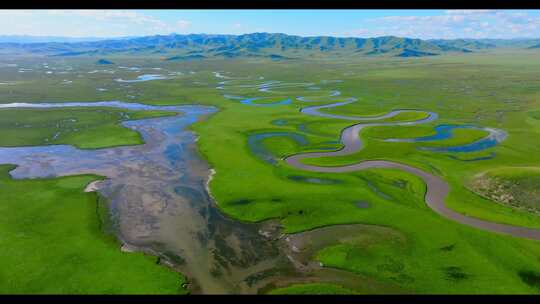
[215,73,540,241]
[1,72,538,294]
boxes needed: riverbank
[4,55,540,294]
[193,57,540,293]
[0,164,186,294]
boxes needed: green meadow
[0,108,174,149]
[0,165,186,294]
[2,50,540,293]
[269,283,360,295]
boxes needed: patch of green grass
[519,270,540,290]
[365,125,490,147]
[420,128,489,147]
[260,135,305,158]
[0,107,175,149]
[297,111,431,139]
[248,96,292,104]
[268,283,359,295]
[470,167,540,214]
[528,110,540,120]
[380,111,430,123]
[0,165,186,294]
[365,125,435,140]
[317,243,413,286]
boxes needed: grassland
[469,167,540,215]
[0,165,186,294]
[2,50,540,293]
[364,125,489,146]
[191,52,540,293]
[268,283,359,295]
[0,108,174,149]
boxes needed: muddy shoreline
[0,101,378,294]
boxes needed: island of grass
[0,107,175,149]
[364,124,490,147]
[0,165,186,294]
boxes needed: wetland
[3,52,540,294]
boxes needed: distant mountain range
[1,33,539,59]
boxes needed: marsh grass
[4,52,540,293]
[0,165,186,294]
[0,107,175,149]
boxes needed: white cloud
[46,10,167,28]
[0,10,538,39]
[0,10,185,37]
[445,10,497,15]
[352,10,540,39]
[344,28,386,38]
[176,20,191,30]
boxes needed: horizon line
[2,32,540,42]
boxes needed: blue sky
[1,9,540,39]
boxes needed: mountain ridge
[1,32,539,59]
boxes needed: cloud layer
[0,10,192,37]
[347,10,540,39]
[0,9,539,39]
